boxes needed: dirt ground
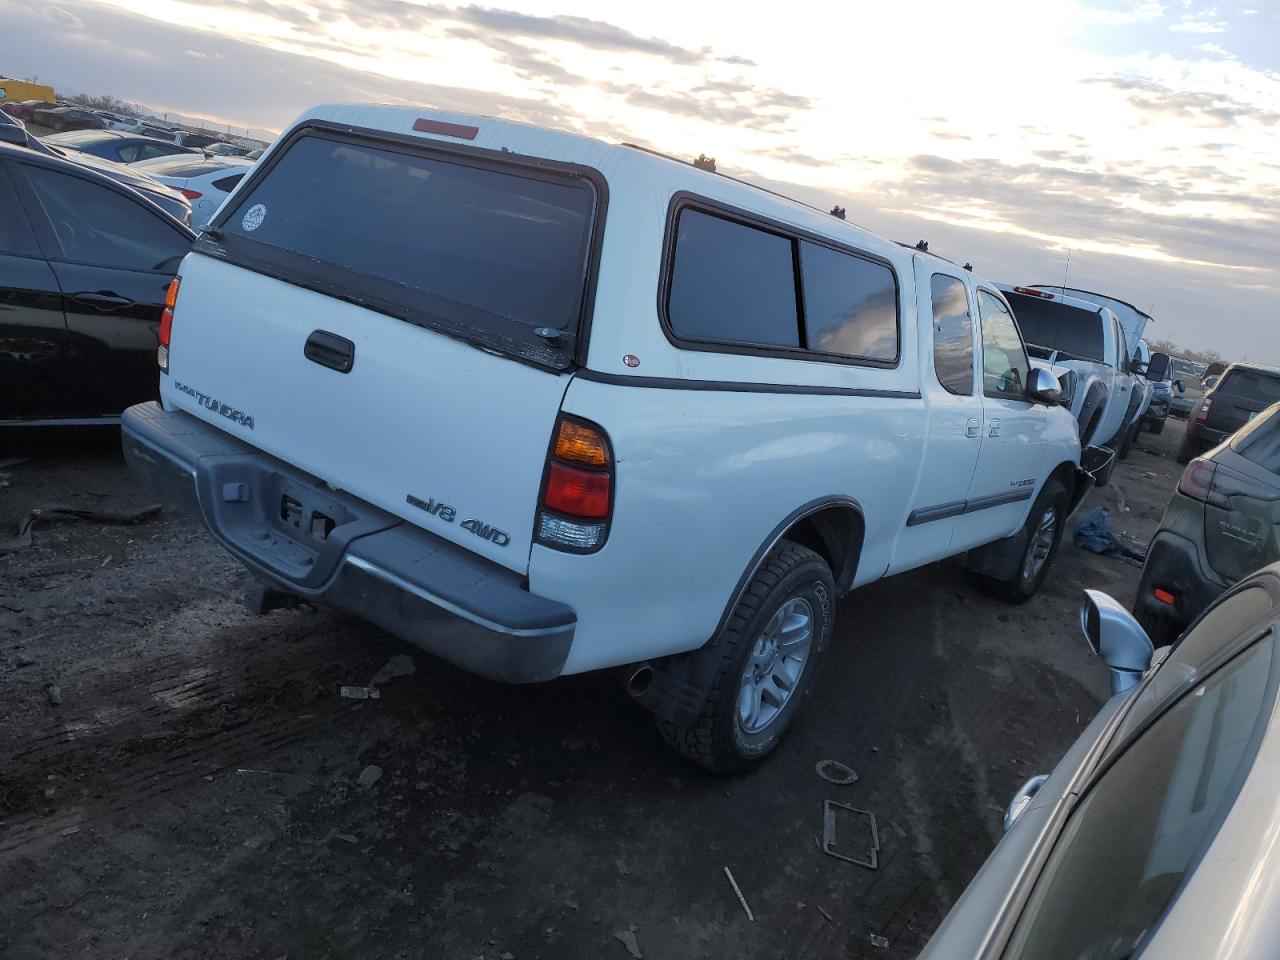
[0,418,1186,959]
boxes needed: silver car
[922,565,1280,958]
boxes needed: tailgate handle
[304,330,355,373]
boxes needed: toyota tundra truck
[123,104,1090,772]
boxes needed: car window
[798,241,898,362]
[219,131,598,371]
[931,274,974,395]
[0,167,36,255]
[978,290,1030,401]
[1004,293,1106,362]
[1004,632,1277,960]
[1115,319,1129,373]
[1217,369,1280,404]
[211,173,245,193]
[136,143,173,160]
[668,208,800,348]
[23,165,190,272]
[1236,407,1280,475]
[115,144,144,163]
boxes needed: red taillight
[1013,286,1054,299]
[544,463,610,518]
[179,189,203,200]
[158,277,179,373]
[537,415,613,551]
[1177,458,1216,504]
[1196,397,1211,422]
[1153,588,1176,605]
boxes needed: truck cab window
[978,290,1029,401]
[930,274,973,395]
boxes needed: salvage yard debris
[822,800,880,870]
[1073,506,1147,561]
[0,503,161,556]
[814,759,859,785]
[723,866,755,922]
[612,926,643,959]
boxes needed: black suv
[1179,363,1280,463]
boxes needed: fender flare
[711,495,865,641]
[1077,379,1108,446]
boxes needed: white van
[123,104,1085,771]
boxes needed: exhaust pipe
[625,662,655,699]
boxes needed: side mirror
[1174,380,1186,394]
[1028,366,1063,404]
[1081,590,1155,695]
[1131,359,1148,375]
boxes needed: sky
[4,0,1279,361]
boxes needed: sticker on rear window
[241,203,267,232]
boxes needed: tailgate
[165,256,570,572]
[1206,371,1280,435]
[162,128,604,574]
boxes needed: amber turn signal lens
[164,277,180,309]
[554,419,610,467]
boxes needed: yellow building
[0,79,57,103]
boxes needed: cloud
[602,77,813,132]
[1088,75,1280,127]
[929,129,973,141]
[884,153,1280,277]
[43,4,83,28]
[1170,13,1226,32]
[315,1,722,65]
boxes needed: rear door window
[211,173,245,192]
[1236,408,1280,475]
[22,164,190,272]
[930,273,974,394]
[216,131,600,370]
[668,208,799,348]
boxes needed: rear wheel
[656,540,834,774]
[1117,421,1138,460]
[977,479,1069,604]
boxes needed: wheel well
[782,505,864,593]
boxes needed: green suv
[1136,401,1280,646]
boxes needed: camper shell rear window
[1004,293,1106,363]
[203,124,605,371]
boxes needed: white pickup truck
[999,284,1147,461]
[123,104,1090,771]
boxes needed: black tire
[977,479,1069,604]
[1148,417,1165,436]
[1135,605,1182,649]
[1117,421,1138,460]
[656,540,835,774]
[1176,433,1198,465]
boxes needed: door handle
[72,291,135,310]
[966,418,981,438]
[304,329,355,373]
[988,418,1001,438]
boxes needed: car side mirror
[1174,380,1185,393]
[1131,359,1148,375]
[1081,590,1154,695]
[1028,366,1063,404]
